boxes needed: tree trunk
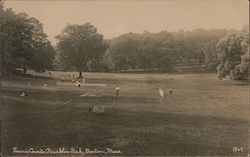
[23,67,27,74]
[79,71,83,78]
[199,53,202,68]
[143,57,146,72]
[200,51,203,68]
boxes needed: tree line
[0,5,249,80]
[105,29,227,72]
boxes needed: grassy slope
[1,72,249,156]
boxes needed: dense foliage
[216,27,249,80]
[55,23,108,77]
[105,29,229,72]
[0,6,55,75]
[104,28,248,80]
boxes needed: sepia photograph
[0,0,249,156]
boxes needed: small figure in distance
[169,88,174,95]
[159,87,164,100]
[78,82,81,88]
[20,92,28,97]
[116,85,120,96]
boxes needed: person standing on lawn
[116,85,120,96]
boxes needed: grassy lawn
[1,72,249,156]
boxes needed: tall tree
[0,8,55,74]
[201,29,228,71]
[56,23,108,77]
[138,32,157,71]
[104,33,141,72]
[230,27,249,80]
[216,29,248,80]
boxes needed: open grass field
[1,72,249,156]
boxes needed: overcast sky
[5,0,249,45]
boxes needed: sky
[4,0,249,45]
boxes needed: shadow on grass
[2,100,249,156]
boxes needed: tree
[138,32,157,71]
[105,31,180,72]
[230,27,249,80]
[0,7,55,74]
[216,29,248,80]
[56,23,108,77]
[201,29,228,71]
[104,32,141,72]
[153,31,180,71]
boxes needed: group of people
[73,80,81,88]
[159,87,174,100]
[115,84,173,100]
[60,74,83,88]
[20,92,28,97]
